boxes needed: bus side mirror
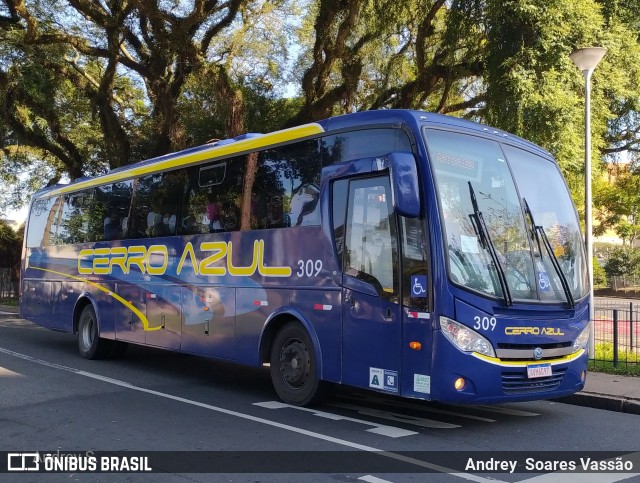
[388,152,420,218]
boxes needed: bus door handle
[347,293,355,308]
[385,308,392,320]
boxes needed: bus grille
[501,367,566,394]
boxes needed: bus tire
[270,322,325,406]
[77,305,113,360]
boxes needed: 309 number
[296,259,323,277]
[473,316,497,331]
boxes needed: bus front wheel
[270,322,324,406]
[77,305,113,360]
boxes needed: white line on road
[341,397,497,423]
[0,311,18,315]
[254,401,418,437]
[329,403,461,429]
[358,476,394,483]
[0,346,504,483]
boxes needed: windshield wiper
[523,197,575,308]
[467,182,512,306]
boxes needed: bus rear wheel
[270,322,325,406]
[77,305,113,360]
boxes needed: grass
[589,342,640,376]
[0,298,18,307]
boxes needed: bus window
[55,190,94,245]
[26,196,62,247]
[345,176,398,300]
[322,128,412,166]
[94,181,134,241]
[401,216,429,310]
[331,179,349,261]
[258,140,320,229]
[130,172,184,238]
[182,156,245,235]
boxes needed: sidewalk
[1,303,637,414]
[558,371,640,415]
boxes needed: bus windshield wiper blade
[467,182,512,306]
[523,197,575,309]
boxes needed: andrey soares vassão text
[465,457,634,473]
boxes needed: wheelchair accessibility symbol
[411,275,427,298]
[538,271,550,292]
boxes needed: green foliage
[593,256,608,287]
[594,164,640,245]
[603,246,640,277]
[590,343,640,376]
[3,0,640,239]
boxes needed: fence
[0,267,16,299]
[592,301,640,372]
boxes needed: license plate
[527,363,552,379]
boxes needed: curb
[0,304,18,313]
[557,392,640,415]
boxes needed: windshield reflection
[425,129,587,303]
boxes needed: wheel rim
[279,338,311,389]
[81,315,94,350]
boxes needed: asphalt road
[1,312,639,483]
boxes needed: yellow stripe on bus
[28,266,158,331]
[472,350,585,367]
[44,123,325,198]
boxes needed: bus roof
[33,110,552,199]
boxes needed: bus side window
[130,173,183,238]
[344,176,399,301]
[56,190,93,244]
[26,196,62,248]
[94,181,134,241]
[331,179,349,262]
[255,140,320,229]
[182,157,244,235]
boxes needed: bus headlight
[573,324,591,353]
[440,316,496,358]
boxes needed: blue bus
[20,110,590,406]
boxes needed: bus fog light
[573,324,591,352]
[440,316,496,358]
[454,378,465,391]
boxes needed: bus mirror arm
[387,152,420,218]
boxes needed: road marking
[359,476,394,483]
[0,311,18,315]
[337,394,496,422]
[0,346,503,483]
[254,401,418,437]
[329,403,461,429]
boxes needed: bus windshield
[425,128,588,303]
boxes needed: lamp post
[570,47,606,356]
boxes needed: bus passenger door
[339,176,402,395]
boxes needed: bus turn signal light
[409,341,422,351]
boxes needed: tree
[0,0,249,179]
[0,220,21,296]
[289,0,486,126]
[603,246,640,287]
[594,163,640,246]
